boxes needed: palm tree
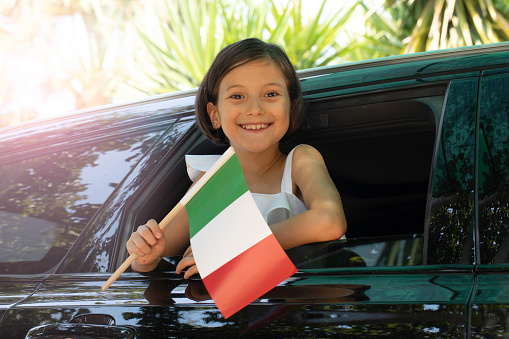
[362,0,509,56]
[134,0,360,95]
[276,0,359,69]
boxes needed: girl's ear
[207,102,221,129]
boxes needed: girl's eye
[266,91,279,97]
[230,94,243,99]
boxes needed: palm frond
[372,0,509,55]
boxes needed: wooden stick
[101,147,235,291]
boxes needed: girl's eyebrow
[225,84,243,91]
[264,82,285,88]
[224,82,285,91]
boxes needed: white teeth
[242,123,268,130]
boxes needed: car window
[426,78,478,265]
[287,79,478,268]
[172,85,443,270]
[478,71,509,264]
[0,130,166,274]
[299,87,442,244]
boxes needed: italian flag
[180,147,297,319]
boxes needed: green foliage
[348,2,405,60]
[136,0,224,93]
[135,0,359,94]
[363,0,509,56]
[276,0,359,69]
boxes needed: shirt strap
[281,146,299,193]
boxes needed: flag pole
[102,147,235,291]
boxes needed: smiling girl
[126,38,347,277]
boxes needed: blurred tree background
[1,0,508,128]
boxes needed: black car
[1,42,509,338]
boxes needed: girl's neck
[234,145,286,193]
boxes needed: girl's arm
[270,144,347,250]
[172,146,347,277]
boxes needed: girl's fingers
[176,255,194,273]
[127,220,163,257]
[183,245,193,257]
[183,265,199,279]
[145,219,162,239]
[137,224,158,246]
[176,255,199,279]
[126,239,143,257]
[131,230,157,254]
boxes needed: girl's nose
[246,97,264,115]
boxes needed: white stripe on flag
[190,191,272,278]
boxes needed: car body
[1,42,509,338]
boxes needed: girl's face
[207,60,291,154]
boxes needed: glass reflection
[427,79,477,265]
[287,235,423,269]
[61,118,195,273]
[0,131,164,274]
[478,73,509,264]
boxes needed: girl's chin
[231,142,280,154]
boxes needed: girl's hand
[126,219,166,271]
[176,245,199,279]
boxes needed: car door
[471,68,509,337]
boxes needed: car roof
[299,41,509,97]
[299,41,509,78]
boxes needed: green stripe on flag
[186,153,248,238]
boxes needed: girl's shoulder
[291,144,329,184]
[291,144,325,166]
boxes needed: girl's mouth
[240,123,270,130]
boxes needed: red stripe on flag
[201,234,297,319]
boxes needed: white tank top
[185,146,307,225]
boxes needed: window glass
[303,94,439,242]
[478,72,509,264]
[285,87,444,268]
[53,117,196,274]
[286,235,423,269]
[0,130,166,274]
[427,78,477,265]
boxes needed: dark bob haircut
[195,38,305,145]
